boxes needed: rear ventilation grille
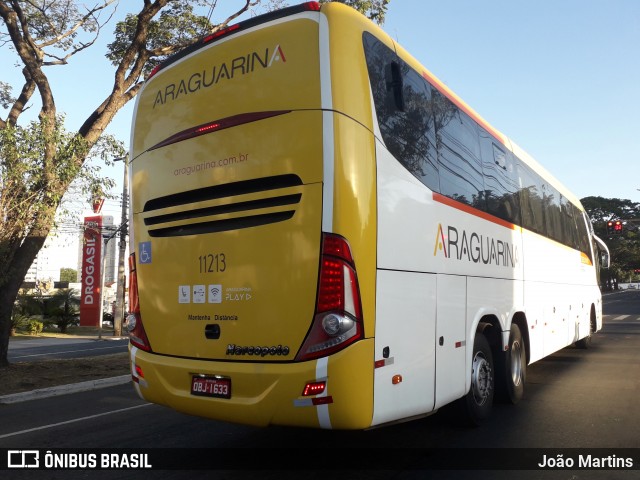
[143,175,303,237]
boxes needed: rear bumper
[129,338,374,429]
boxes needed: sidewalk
[0,374,131,404]
[1,331,131,405]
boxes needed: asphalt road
[1,290,639,479]
[7,337,129,362]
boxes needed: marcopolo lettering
[153,44,286,108]
[226,344,290,357]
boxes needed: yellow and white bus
[127,1,609,429]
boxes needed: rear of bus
[128,3,379,429]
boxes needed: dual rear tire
[460,323,526,425]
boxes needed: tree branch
[6,67,35,127]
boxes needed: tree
[60,268,78,283]
[320,0,389,24]
[582,196,640,288]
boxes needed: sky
[1,0,640,275]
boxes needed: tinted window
[543,184,563,242]
[518,163,546,235]
[363,32,439,192]
[434,91,484,208]
[481,134,521,225]
[363,33,589,254]
[560,196,579,249]
[575,207,593,260]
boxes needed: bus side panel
[330,114,378,344]
[373,141,438,425]
[521,229,597,362]
[372,270,436,426]
[434,274,466,409]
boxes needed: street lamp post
[96,153,129,340]
[113,154,129,336]
[97,225,121,340]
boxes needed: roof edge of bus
[146,2,322,81]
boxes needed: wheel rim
[471,350,492,406]
[510,340,523,387]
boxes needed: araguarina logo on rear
[152,44,287,108]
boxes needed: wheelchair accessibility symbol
[139,242,152,264]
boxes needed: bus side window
[434,91,484,209]
[518,163,546,236]
[480,135,521,225]
[363,32,439,193]
[385,61,405,111]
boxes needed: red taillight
[302,381,326,396]
[148,111,290,151]
[128,254,139,314]
[203,24,240,43]
[303,1,321,11]
[147,64,161,80]
[295,234,363,361]
[127,253,152,352]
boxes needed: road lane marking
[611,315,630,321]
[0,404,153,440]
[10,344,127,360]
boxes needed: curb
[0,375,131,405]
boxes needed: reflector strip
[315,357,332,429]
[374,357,395,369]
[433,192,520,232]
[293,396,334,407]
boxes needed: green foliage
[0,116,121,284]
[0,81,15,109]
[106,2,219,76]
[14,293,44,317]
[5,0,116,66]
[27,319,44,336]
[320,0,390,24]
[9,313,30,334]
[59,268,78,283]
[45,289,81,333]
[582,196,640,285]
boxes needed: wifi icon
[208,284,222,304]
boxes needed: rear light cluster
[126,253,152,351]
[296,234,363,361]
[149,111,290,151]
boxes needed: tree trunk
[0,229,51,367]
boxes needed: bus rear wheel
[460,332,494,426]
[496,323,526,404]
[575,308,596,349]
